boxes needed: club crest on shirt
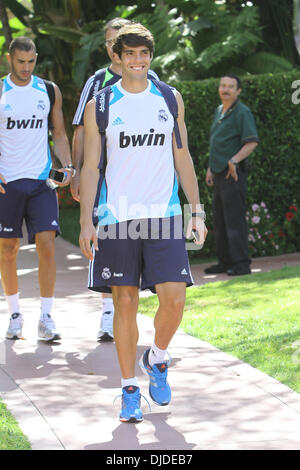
[158,109,168,122]
[37,100,46,111]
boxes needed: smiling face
[117,44,152,80]
[219,76,241,105]
[7,48,37,86]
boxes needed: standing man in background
[0,37,74,341]
[205,74,259,277]
[71,18,158,342]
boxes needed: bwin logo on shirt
[120,129,165,148]
[6,115,43,130]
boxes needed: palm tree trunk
[0,1,12,50]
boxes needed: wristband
[192,211,206,221]
[64,164,76,177]
[230,158,238,166]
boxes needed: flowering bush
[56,186,78,208]
[246,202,283,257]
[281,205,300,252]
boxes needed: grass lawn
[0,401,31,450]
[139,266,300,393]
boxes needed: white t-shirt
[0,74,52,182]
[96,79,181,225]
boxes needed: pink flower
[252,216,260,224]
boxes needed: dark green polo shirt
[209,100,259,173]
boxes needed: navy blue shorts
[88,216,193,294]
[0,179,60,244]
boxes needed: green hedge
[173,71,300,257]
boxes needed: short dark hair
[8,37,36,56]
[221,73,242,89]
[112,23,154,59]
[104,17,132,34]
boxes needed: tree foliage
[0,0,299,137]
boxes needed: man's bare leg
[0,238,19,296]
[35,231,56,297]
[112,285,139,380]
[140,282,186,406]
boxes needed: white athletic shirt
[0,74,52,182]
[96,79,182,225]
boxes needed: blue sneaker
[118,386,143,423]
[139,348,171,406]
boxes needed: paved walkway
[0,237,300,450]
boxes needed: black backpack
[42,79,55,129]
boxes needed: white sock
[102,297,114,313]
[148,342,168,367]
[121,377,139,389]
[40,297,54,319]
[6,293,20,316]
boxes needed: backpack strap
[95,85,112,172]
[43,79,55,130]
[92,69,104,97]
[0,79,3,99]
[92,68,114,97]
[151,79,183,149]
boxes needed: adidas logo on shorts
[181,268,188,275]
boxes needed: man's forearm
[52,133,72,167]
[72,125,84,171]
[232,142,258,163]
[177,159,201,212]
[79,167,98,224]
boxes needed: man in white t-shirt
[72,18,158,343]
[80,23,207,422]
[0,37,74,342]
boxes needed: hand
[70,172,80,202]
[226,160,238,181]
[79,222,98,261]
[55,168,72,187]
[206,168,214,186]
[0,173,7,194]
[186,215,208,246]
